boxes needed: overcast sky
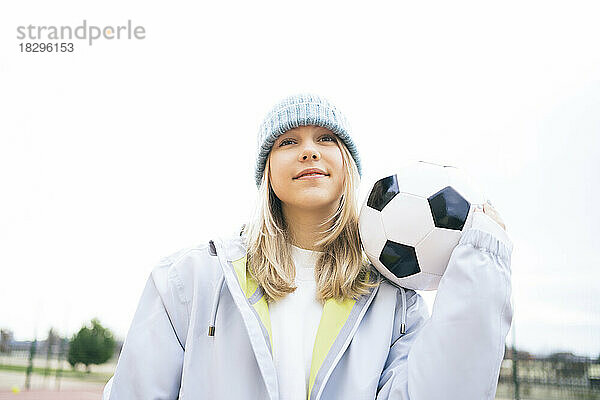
[1,0,598,358]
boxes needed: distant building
[0,329,14,353]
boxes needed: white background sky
[1,0,598,358]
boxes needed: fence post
[25,337,37,390]
[55,337,66,391]
[512,318,520,400]
[44,335,52,382]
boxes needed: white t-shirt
[269,244,324,400]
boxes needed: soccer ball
[359,160,486,291]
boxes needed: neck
[282,204,337,251]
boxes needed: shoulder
[371,267,425,315]
[372,273,430,342]
[149,241,221,306]
[381,279,420,308]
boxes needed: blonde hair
[242,138,380,304]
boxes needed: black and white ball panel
[428,186,470,231]
[379,240,420,278]
[366,174,399,212]
[414,225,463,276]
[359,204,387,262]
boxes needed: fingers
[482,201,507,231]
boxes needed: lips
[294,168,329,179]
[296,173,327,180]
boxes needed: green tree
[67,318,115,372]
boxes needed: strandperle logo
[16,20,146,46]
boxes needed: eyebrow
[278,129,331,140]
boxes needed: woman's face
[269,125,345,213]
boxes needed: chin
[296,194,338,207]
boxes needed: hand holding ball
[480,200,506,231]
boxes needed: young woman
[103,93,513,400]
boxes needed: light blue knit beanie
[254,93,362,188]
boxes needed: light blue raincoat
[103,210,513,399]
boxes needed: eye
[278,135,336,147]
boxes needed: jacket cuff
[460,211,514,261]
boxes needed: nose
[299,145,320,162]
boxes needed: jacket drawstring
[208,275,225,336]
[399,286,406,334]
[376,270,407,335]
[208,239,224,337]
